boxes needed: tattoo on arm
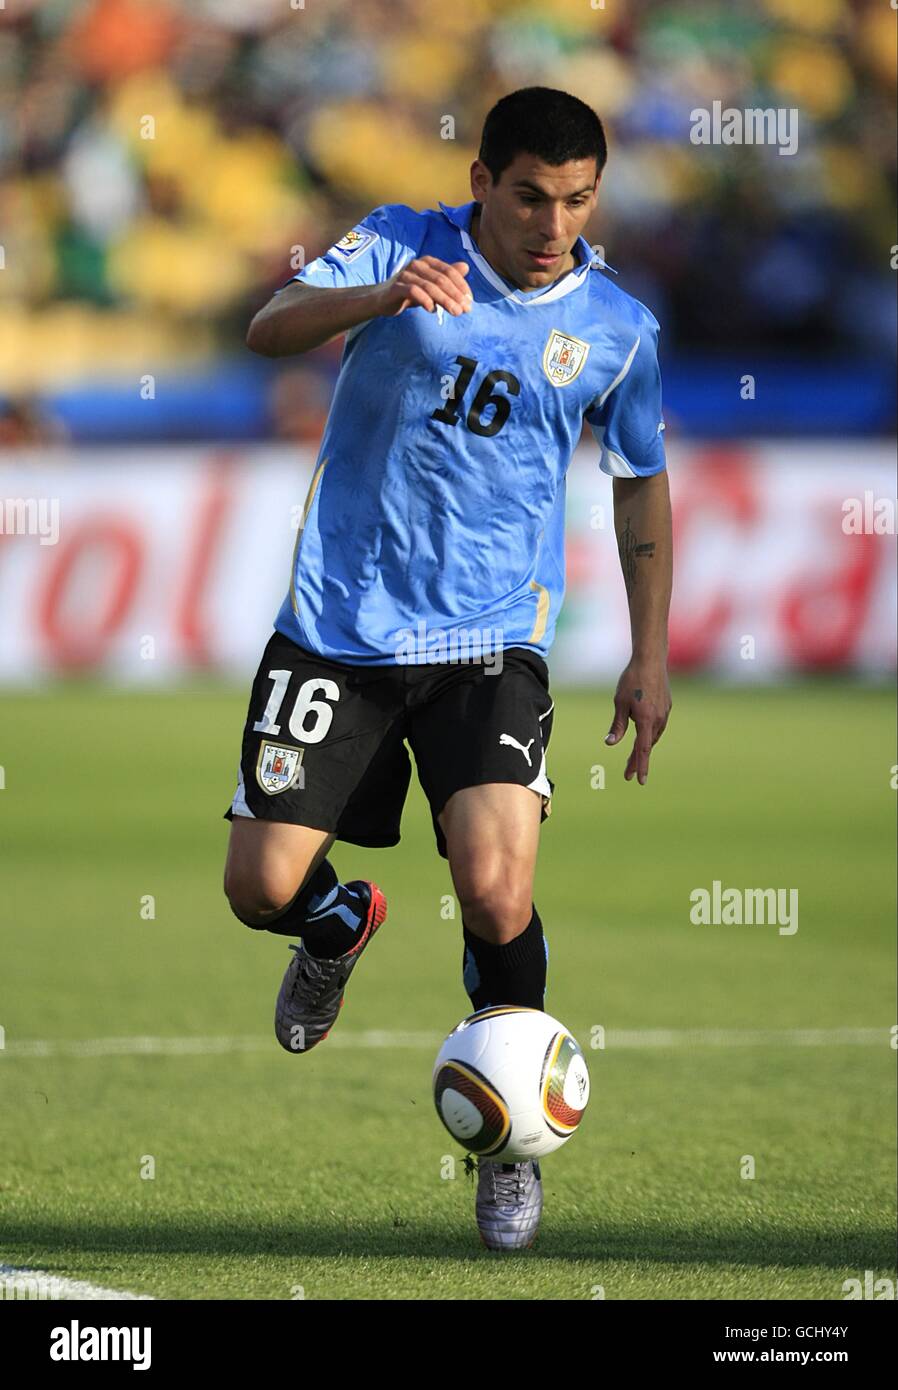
[618,516,656,599]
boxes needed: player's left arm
[606,470,672,785]
[585,310,672,784]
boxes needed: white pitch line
[0,1031,440,1058]
[608,1027,887,1048]
[0,1265,154,1301]
[0,1027,888,1059]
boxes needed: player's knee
[458,876,533,945]
[223,864,297,928]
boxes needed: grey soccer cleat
[475,1158,543,1250]
[274,880,387,1054]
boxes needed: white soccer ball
[432,1006,590,1161]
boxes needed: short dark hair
[478,87,607,184]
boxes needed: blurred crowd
[0,0,895,442]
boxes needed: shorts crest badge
[331,227,379,262]
[542,329,590,387]
[256,741,304,795]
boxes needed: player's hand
[604,659,671,786]
[375,257,473,318]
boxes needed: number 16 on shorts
[252,669,340,797]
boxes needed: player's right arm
[246,256,473,357]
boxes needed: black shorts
[224,629,555,859]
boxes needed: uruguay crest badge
[542,329,590,387]
[256,741,304,795]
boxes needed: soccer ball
[432,1005,590,1161]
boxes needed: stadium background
[1,0,895,1301]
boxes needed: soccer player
[223,86,672,1251]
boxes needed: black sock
[233,858,369,958]
[301,877,370,959]
[461,905,547,1011]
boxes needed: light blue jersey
[274,199,666,665]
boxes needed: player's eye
[520,194,588,208]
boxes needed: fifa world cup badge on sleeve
[256,741,304,795]
[332,227,379,262]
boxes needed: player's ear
[470,158,490,201]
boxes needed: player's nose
[535,204,567,245]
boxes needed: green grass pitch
[0,678,894,1300]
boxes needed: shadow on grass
[4,1215,895,1270]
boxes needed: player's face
[470,153,600,290]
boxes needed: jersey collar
[437,199,605,306]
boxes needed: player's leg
[408,649,553,1248]
[408,646,554,1012]
[438,781,548,1011]
[223,814,386,1055]
[224,817,373,957]
[221,630,407,1051]
[439,780,547,1251]
[224,817,334,924]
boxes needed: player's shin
[461,905,548,1010]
